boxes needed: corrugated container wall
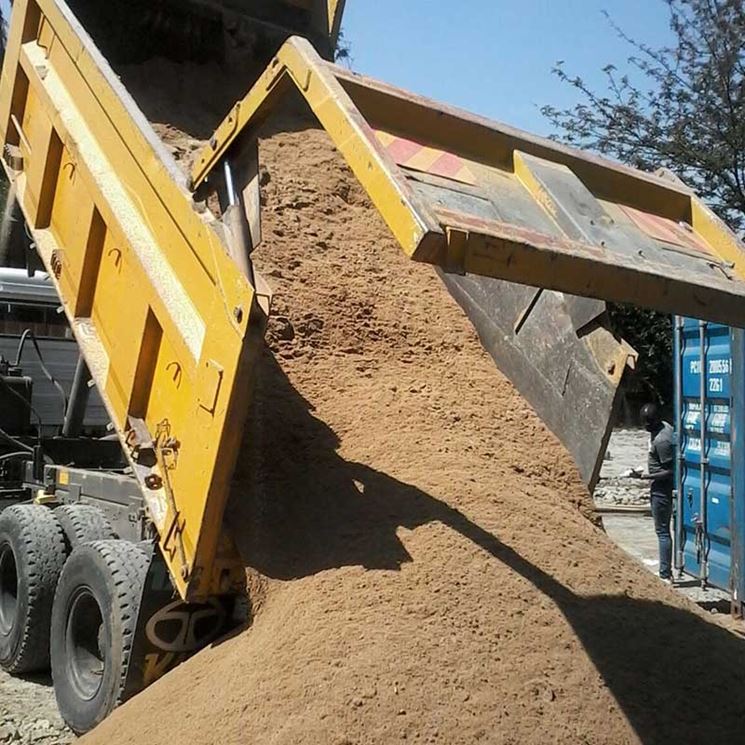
[674,318,745,608]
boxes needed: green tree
[542,0,745,405]
[543,0,745,232]
[607,305,674,407]
[335,28,351,64]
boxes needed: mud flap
[123,545,239,698]
[439,271,636,490]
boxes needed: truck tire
[50,540,148,734]
[55,505,116,550]
[0,505,67,673]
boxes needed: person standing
[630,403,675,582]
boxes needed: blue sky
[343,0,674,135]
[0,1,674,137]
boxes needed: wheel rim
[66,587,106,701]
[0,542,18,636]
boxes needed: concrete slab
[603,514,731,613]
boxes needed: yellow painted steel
[690,197,745,281]
[193,37,745,327]
[0,0,269,601]
[326,0,346,48]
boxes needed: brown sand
[81,61,745,745]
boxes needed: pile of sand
[81,59,745,745]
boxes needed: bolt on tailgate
[194,36,745,328]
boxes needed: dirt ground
[0,2,742,740]
[0,671,71,744]
[70,58,745,742]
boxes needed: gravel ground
[0,671,71,744]
[594,428,650,508]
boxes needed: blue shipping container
[674,319,734,593]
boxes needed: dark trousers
[651,494,673,579]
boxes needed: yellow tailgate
[0,0,270,601]
[195,36,745,327]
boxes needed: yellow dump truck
[1,0,745,733]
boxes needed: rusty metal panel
[438,273,634,489]
[208,0,345,49]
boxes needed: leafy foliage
[542,0,745,405]
[608,305,673,406]
[542,0,745,232]
[334,29,351,65]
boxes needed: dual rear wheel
[0,504,148,734]
[0,505,66,673]
[51,540,149,733]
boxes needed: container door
[676,319,733,589]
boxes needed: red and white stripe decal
[621,205,711,254]
[375,131,476,186]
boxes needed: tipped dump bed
[3,0,745,602]
[0,0,271,600]
[195,36,745,328]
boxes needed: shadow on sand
[226,351,745,744]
